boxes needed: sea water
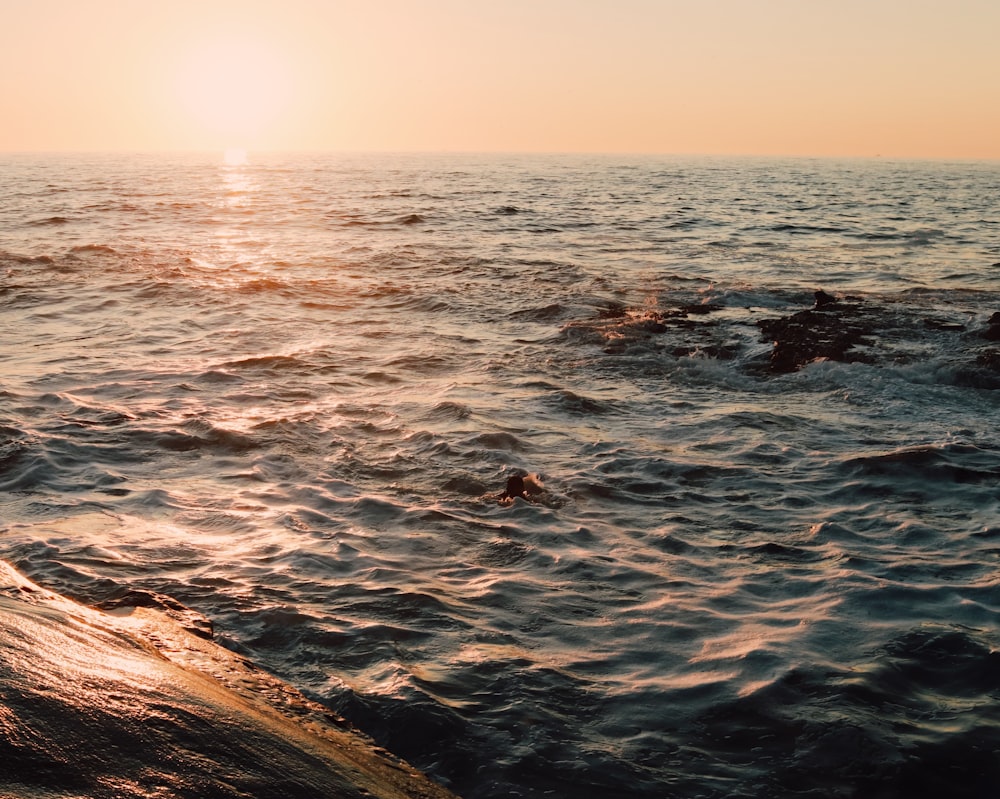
[2,152,999,798]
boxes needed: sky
[1,0,998,158]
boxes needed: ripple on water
[4,155,1000,799]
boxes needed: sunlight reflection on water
[2,153,999,798]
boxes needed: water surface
[2,153,999,797]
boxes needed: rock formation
[0,560,458,799]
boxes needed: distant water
[2,152,1000,798]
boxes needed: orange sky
[1,0,998,158]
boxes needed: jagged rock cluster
[756,296,876,373]
[584,290,1000,385]
[756,291,1000,379]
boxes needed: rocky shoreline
[0,560,458,799]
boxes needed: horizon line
[1,147,998,163]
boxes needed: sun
[173,33,293,149]
[223,147,249,166]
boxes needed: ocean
[2,151,999,798]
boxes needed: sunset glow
[1,0,998,158]
[171,34,294,150]
[223,147,249,167]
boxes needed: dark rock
[757,303,875,373]
[923,318,966,332]
[680,303,724,316]
[813,290,838,308]
[981,312,1000,340]
[582,293,1000,382]
[1,560,459,799]
[976,350,1000,371]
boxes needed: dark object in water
[979,311,1000,341]
[498,473,545,503]
[757,301,874,373]
[923,318,966,332]
[500,475,526,501]
[814,289,837,308]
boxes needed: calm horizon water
[2,151,1000,798]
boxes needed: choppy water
[2,152,1000,798]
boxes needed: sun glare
[224,148,248,166]
[173,33,293,149]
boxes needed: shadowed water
[2,153,1000,797]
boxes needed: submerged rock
[979,311,1000,340]
[813,289,838,308]
[0,560,458,799]
[977,349,1000,370]
[576,301,725,354]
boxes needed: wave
[461,431,525,452]
[507,302,569,322]
[384,353,458,373]
[849,228,951,245]
[128,422,259,454]
[0,250,55,265]
[544,388,618,416]
[769,223,849,234]
[237,276,292,292]
[68,243,118,256]
[841,443,1000,482]
[0,438,45,491]
[683,623,1000,797]
[423,401,473,422]
[219,353,308,372]
[332,212,427,227]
